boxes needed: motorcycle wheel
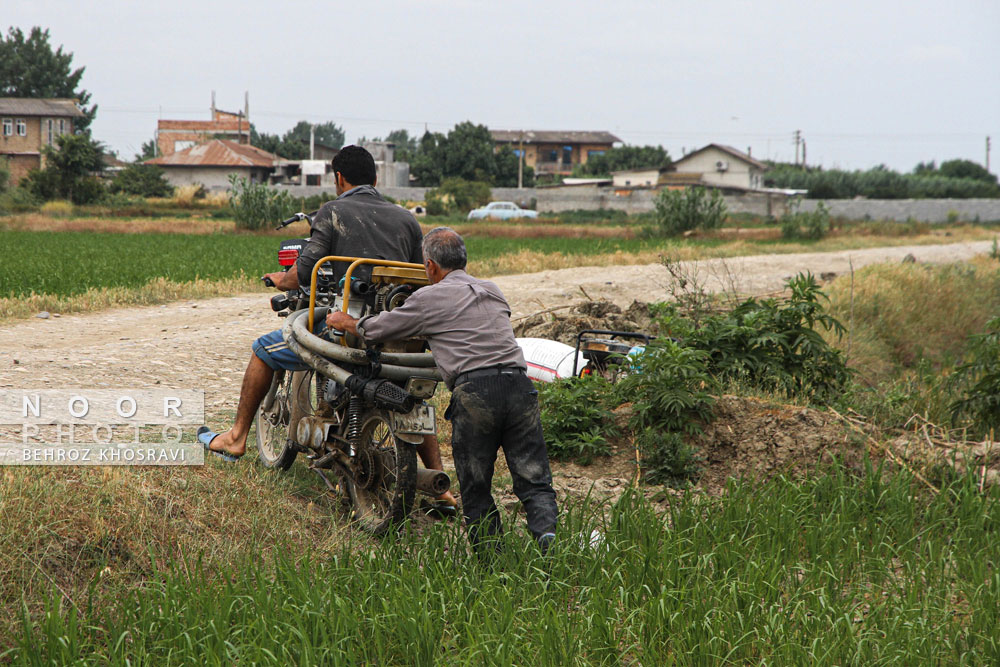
[344,409,417,536]
[255,369,297,470]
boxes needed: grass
[6,463,1000,664]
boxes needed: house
[490,129,620,177]
[145,139,279,189]
[0,98,85,184]
[156,96,250,157]
[611,167,703,189]
[671,144,768,191]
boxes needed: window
[16,119,27,136]
[545,149,558,162]
[47,119,54,145]
[59,119,66,135]
[562,145,573,165]
[2,118,11,136]
[587,150,605,158]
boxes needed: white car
[467,201,539,220]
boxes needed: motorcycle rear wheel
[344,409,417,536]
[255,370,297,470]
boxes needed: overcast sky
[5,0,998,171]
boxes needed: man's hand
[326,310,359,336]
[262,266,299,291]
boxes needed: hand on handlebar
[262,271,287,289]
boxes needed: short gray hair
[422,227,467,270]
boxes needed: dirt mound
[522,395,865,508]
[695,395,865,494]
[514,299,659,345]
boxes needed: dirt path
[0,240,993,407]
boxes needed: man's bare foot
[204,429,247,457]
[436,490,458,508]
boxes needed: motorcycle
[256,212,451,535]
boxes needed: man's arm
[295,205,339,287]
[327,291,430,342]
[263,260,300,291]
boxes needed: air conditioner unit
[715,160,729,172]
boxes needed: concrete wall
[163,166,262,190]
[796,198,1000,223]
[267,183,1000,223]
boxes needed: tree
[135,138,158,162]
[410,130,446,186]
[383,129,418,162]
[251,120,345,159]
[938,159,998,185]
[0,27,95,132]
[574,144,671,177]
[109,163,173,197]
[24,133,105,203]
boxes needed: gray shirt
[296,185,423,287]
[356,270,526,389]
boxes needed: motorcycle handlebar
[274,210,317,230]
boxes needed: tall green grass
[9,464,1000,665]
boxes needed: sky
[5,0,999,172]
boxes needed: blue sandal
[197,426,242,463]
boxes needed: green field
[0,229,671,299]
[9,465,999,664]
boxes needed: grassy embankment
[5,466,999,663]
[2,212,997,321]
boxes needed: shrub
[677,273,850,402]
[652,186,726,236]
[228,176,295,230]
[0,186,40,214]
[40,200,73,217]
[538,376,619,464]
[108,164,174,198]
[949,316,1000,437]
[172,184,206,206]
[0,157,9,193]
[425,178,491,216]
[616,340,716,486]
[780,202,830,240]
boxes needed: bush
[0,157,9,193]
[652,186,726,236]
[666,273,850,402]
[616,340,716,486]
[228,176,295,230]
[780,202,830,240]
[538,376,619,464]
[0,186,40,214]
[40,200,73,217]
[424,178,491,216]
[949,316,1000,437]
[108,164,174,198]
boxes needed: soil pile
[514,299,659,345]
[530,395,864,506]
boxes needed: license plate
[394,404,435,436]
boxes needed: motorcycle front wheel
[255,369,297,470]
[343,409,417,536]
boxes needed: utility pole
[517,131,524,189]
[244,91,250,144]
[310,124,316,160]
[794,130,801,166]
[802,140,807,168]
[988,136,992,172]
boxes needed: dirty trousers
[445,372,558,553]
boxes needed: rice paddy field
[6,465,1000,664]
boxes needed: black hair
[422,227,467,270]
[331,145,377,186]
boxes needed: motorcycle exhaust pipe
[416,467,451,496]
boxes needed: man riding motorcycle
[198,145,458,511]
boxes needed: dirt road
[0,240,993,411]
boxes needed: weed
[652,186,727,236]
[781,202,831,240]
[538,376,618,464]
[228,176,295,230]
[949,316,1000,437]
[39,200,73,217]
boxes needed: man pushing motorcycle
[198,145,458,512]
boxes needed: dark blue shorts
[252,321,330,372]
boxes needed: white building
[671,144,768,191]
